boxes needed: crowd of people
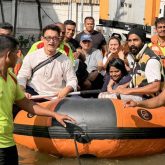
[0,16,165,164]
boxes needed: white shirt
[85,48,103,73]
[17,48,77,95]
[145,59,162,83]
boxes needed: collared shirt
[85,48,103,73]
[17,48,77,95]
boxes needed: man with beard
[111,27,165,101]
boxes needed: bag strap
[31,51,62,77]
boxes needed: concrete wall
[0,1,99,38]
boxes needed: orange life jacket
[149,35,165,67]
[14,50,23,75]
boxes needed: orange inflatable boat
[14,98,165,158]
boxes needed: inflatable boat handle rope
[74,134,82,165]
[30,89,101,100]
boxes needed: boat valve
[74,130,90,143]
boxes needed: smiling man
[113,27,165,101]
[149,17,165,68]
[17,24,77,99]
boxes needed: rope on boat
[30,89,101,100]
[74,134,82,165]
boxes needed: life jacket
[14,50,23,75]
[130,46,164,98]
[148,35,165,69]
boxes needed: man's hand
[25,92,32,99]
[54,113,76,127]
[115,86,131,95]
[124,100,138,108]
[88,70,99,82]
[57,86,73,99]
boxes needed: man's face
[128,34,144,55]
[41,30,60,54]
[65,25,76,40]
[0,28,12,35]
[84,19,94,32]
[7,48,19,68]
[80,40,92,51]
[56,24,65,41]
[156,23,165,38]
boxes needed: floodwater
[17,144,165,165]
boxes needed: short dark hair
[84,16,95,23]
[155,17,165,27]
[106,58,128,76]
[64,20,76,26]
[0,35,19,56]
[42,24,61,36]
[0,22,13,31]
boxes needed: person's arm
[107,79,114,93]
[57,86,74,98]
[16,97,76,127]
[61,59,78,97]
[95,49,104,72]
[116,58,162,95]
[125,89,165,108]
[115,81,161,95]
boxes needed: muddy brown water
[17,144,165,165]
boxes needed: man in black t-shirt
[75,16,107,53]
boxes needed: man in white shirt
[113,28,165,100]
[17,24,77,99]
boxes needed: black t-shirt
[75,30,106,50]
[67,38,80,52]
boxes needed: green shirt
[0,70,25,148]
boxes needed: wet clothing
[75,30,106,50]
[0,70,25,148]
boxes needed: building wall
[0,1,99,37]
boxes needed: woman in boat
[99,58,131,98]
[103,36,131,71]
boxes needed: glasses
[82,40,91,43]
[43,36,60,42]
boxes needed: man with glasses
[28,23,75,64]
[17,24,77,99]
